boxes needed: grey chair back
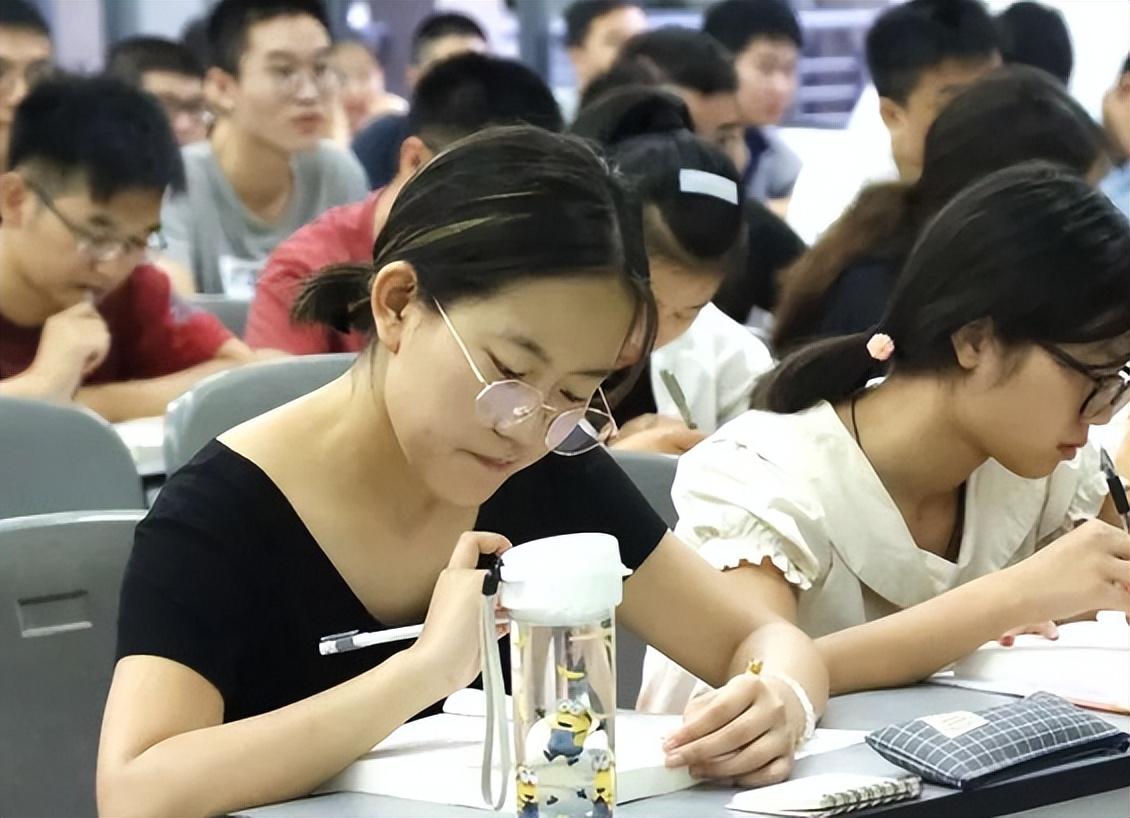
[0,397,144,519]
[164,353,356,472]
[189,293,251,337]
[609,450,680,706]
[610,449,679,528]
[0,510,144,818]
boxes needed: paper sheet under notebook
[931,613,1129,714]
[320,690,867,810]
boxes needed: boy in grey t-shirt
[161,0,368,295]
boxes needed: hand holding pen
[320,534,511,695]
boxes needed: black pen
[1099,449,1130,530]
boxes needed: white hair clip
[678,168,739,204]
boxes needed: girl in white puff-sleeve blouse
[639,162,1130,709]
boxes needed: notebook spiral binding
[823,775,922,815]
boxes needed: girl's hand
[998,621,1058,647]
[1009,520,1130,623]
[411,532,511,693]
[661,671,801,786]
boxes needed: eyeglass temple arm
[433,299,491,387]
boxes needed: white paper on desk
[322,690,867,810]
[794,729,869,760]
[443,689,868,758]
[321,693,694,809]
[113,416,165,476]
[931,612,1129,714]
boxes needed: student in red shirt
[245,52,564,354]
[0,76,257,421]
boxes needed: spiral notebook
[727,773,922,817]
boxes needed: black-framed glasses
[434,299,619,456]
[26,181,167,264]
[1041,344,1130,422]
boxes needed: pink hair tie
[866,333,895,362]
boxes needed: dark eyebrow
[502,332,613,378]
[86,214,116,230]
[265,47,333,61]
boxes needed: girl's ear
[951,318,996,372]
[370,261,419,353]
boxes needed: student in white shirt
[639,162,1130,710]
[786,0,1000,244]
[573,87,773,454]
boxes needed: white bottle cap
[499,533,632,626]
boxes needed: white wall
[127,0,211,40]
[986,0,1130,118]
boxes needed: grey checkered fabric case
[865,692,1129,790]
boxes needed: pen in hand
[660,369,697,431]
[1100,449,1130,531]
[320,553,508,655]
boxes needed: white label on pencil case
[919,710,989,739]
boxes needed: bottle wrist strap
[480,563,510,810]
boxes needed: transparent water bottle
[500,534,630,818]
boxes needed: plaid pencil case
[865,692,1129,790]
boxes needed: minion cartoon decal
[516,765,540,818]
[577,749,614,817]
[543,698,593,764]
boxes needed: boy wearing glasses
[161,0,368,296]
[0,0,52,173]
[0,77,256,422]
[106,36,210,147]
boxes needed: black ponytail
[291,263,374,334]
[751,332,876,413]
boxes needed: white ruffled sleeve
[671,429,827,590]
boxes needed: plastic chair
[0,510,145,818]
[188,293,251,337]
[610,449,679,529]
[609,450,679,707]
[0,397,144,519]
[164,353,356,472]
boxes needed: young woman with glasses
[639,161,1130,713]
[96,126,828,817]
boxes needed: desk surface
[238,686,1130,818]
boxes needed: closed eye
[487,353,525,382]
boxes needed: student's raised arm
[75,338,253,422]
[815,520,1130,693]
[97,531,508,818]
[0,303,110,402]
